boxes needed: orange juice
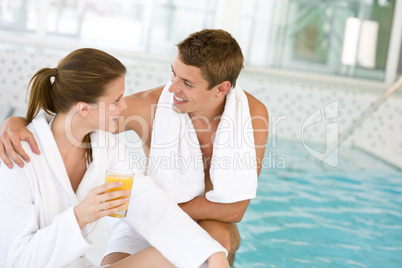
[105,171,134,218]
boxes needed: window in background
[46,0,149,50]
[147,0,215,54]
[239,0,399,82]
[292,5,329,64]
[0,0,38,33]
[43,0,214,54]
[0,0,400,83]
[0,0,215,55]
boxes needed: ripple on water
[236,143,402,267]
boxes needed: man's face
[169,55,217,116]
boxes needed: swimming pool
[235,140,402,268]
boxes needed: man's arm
[180,93,269,223]
[0,85,164,168]
[246,91,270,177]
[0,117,40,168]
[114,85,164,156]
[179,197,250,223]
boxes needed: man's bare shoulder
[121,86,164,116]
[125,85,164,105]
[244,91,269,176]
[117,85,165,135]
[244,91,268,119]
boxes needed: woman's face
[89,75,127,133]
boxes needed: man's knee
[227,224,240,258]
[217,226,233,252]
[198,221,240,253]
[101,252,130,266]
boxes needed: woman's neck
[51,112,92,192]
[51,113,92,153]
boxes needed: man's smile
[173,94,188,104]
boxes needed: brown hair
[26,48,126,163]
[176,29,244,89]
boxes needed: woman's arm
[0,164,92,267]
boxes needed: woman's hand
[74,182,131,229]
[207,252,229,268]
[0,116,40,168]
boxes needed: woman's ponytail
[26,68,57,123]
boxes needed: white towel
[147,81,258,204]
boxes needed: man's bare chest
[196,130,216,171]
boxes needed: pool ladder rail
[319,75,402,164]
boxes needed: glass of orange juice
[105,169,134,218]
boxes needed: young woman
[0,48,228,268]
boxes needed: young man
[0,29,269,266]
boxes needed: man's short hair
[176,29,244,89]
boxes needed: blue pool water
[235,140,402,268]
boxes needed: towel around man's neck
[147,81,258,204]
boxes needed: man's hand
[0,117,40,168]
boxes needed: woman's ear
[215,81,231,97]
[76,102,89,117]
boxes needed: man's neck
[188,97,226,128]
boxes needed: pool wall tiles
[238,71,402,168]
[0,44,401,168]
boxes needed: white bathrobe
[0,111,225,268]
